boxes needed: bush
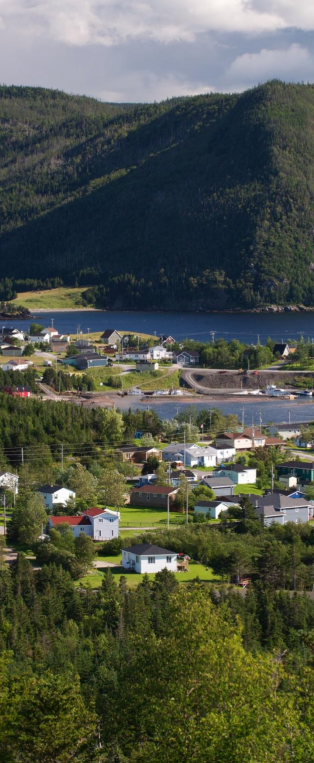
[100,537,125,556]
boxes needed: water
[6,308,314,344]
[115,395,314,424]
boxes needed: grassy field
[118,505,185,527]
[234,484,263,495]
[76,560,222,589]
[85,366,180,392]
[12,287,91,309]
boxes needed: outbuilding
[122,543,177,573]
[194,500,229,519]
[217,464,257,485]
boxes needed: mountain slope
[1,81,314,309]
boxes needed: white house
[38,484,76,511]
[267,423,305,441]
[194,500,230,519]
[217,465,257,485]
[0,471,19,494]
[215,433,253,450]
[2,328,25,341]
[214,447,236,463]
[28,332,51,344]
[116,349,151,361]
[122,543,177,573]
[162,442,218,467]
[149,345,173,361]
[48,507,119,540]
[2,360,33,372]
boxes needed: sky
[0,0,314,102]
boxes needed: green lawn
[119,504,185,527]
[12,286,91,309]
[76,561,222,589]
[234,484,263,495]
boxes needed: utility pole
[3,492,6,536]
[183,430,186,466]
[168,462,171,486]
[21,447,24,465]
[51,318,54,328]
[241,406,245,430]
[167,493,170,530]
[186,482,189,525]
[288,409,291,424]
[257,334,260,346]
[210,331,216,344]
[271,464,274,492]
[61,443,64,471]
[259,411,262,430]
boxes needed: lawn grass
[76,561,222,589]
[234,484,263,495]
[119,504,185,527]
[12,287,91,310]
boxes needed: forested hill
[2,81,314,309]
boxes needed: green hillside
[2,81,314,309]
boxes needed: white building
[194,500,230,519]
[162,442,219,467]
[2,360,33,372]
[217,465,257,485]
[122,543,177,574]
[0,471,19,494]
[48,507,119,540]
[214,447,236,463]
[267,423,305,441]
[28,333,51,344]
[149,345,173,361]
[38,484,76,511]
[215,433,253,450]
[2,328,25,341]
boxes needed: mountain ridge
[1,80,314,310]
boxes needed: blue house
[62,352,108,369]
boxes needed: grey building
[267,422,309,441]
[101,330,122,346]
[200,476,235,497]
[249,493,312,526]
[62,352,108,369]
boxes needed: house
[122,543,177,573]
[116,349,151,361]
[62,352,108,369]
[216,464,257,485]
[1,346,23,357]
[267,423,308,441]
[48,507,119,540]
[194,500,229,519]
[130,484,178,508]
[0,471,19,494]
[215,432,253,450]
[3,385,31,398]
[200,476,235,497]
[273,343,291,358]
[174,349,200,366]
[162,442,218,467]
[101,330,122,346]
[28,332,50,343]
[1,327,25,342]
[2,360,33,372]
[38,485,76,511]
[242,428,266,448]
[116,446,162,463]
[170,469,197,485]
[160,335,176,346]
[249,493,312,526]
[149,345,173,361]
[213,446,236,463]
[277,461,314,485]
[136,360,159,372]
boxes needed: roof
[268,422,308,431]
[250,493,310,511]
[217,432,252,441]
[265,437,283,445]
[175,348,199,358]
[195,500,226,507]
[38,484,69,494]
[242,428,264,439]
[43,327,58,334]
[101,329,121,339]
[220,464,253,474]
[83,507,106,517]
[123,543,176,556]
[201,477,235,488]
[273,343,289,352]
[163,442,194,452]
[0,471,17,478]
[117,445,158,453]
[131,485,177,494]
[184,446,217,457]
[278,461,314,469]
[49,515,91,526]
[171,469,195,478]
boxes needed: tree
[142,456,160,475]
[100,469,126,508]
[192,485,215,501]
[9,492,47,545]
[74,533,95,568]
[66,463,98,503]
[155,462,169,486]
[23,344,35,356]
[29,322,44,335]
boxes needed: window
[295,508,299,513]
[166,556,172,563]
[148,557,155,564]
[99,519,103,522]
[136,556,139,562]
[146,494,150,501]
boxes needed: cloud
[99,72,216,102]
[0,0,287,48]
[225,43,314,88]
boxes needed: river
[6,308,314,344]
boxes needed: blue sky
[1,1,314,101]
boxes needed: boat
[265,385,288,397]
[298,389,313,397]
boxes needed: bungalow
[242,428,266,448]
[48,507,119,540]
[116,446,162,463]
[174,349,200,366]
[162,442,194,462]
[162,442,218,467]
[249,493,312,526]
[2,360,32,372]
[136,360,159,372]
[149,345,173,361]
[1,346,23,357]
[200,476,235,497]
[215,432,253,450]
[1,327,25,342]
[0,471,19,494]
[28,332,51,343]
[38,484,76,511]
[194,500,229,519]
[116,349,151,361]
[101,330,122,346]
[267,423,307,441]
[130,484,178,508]
[216,464,257,485]
[277,461,314,485]
[122,543,177,573]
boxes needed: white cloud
[0,0,287,48]
[99,72,216,102]
[226,43,314,88]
